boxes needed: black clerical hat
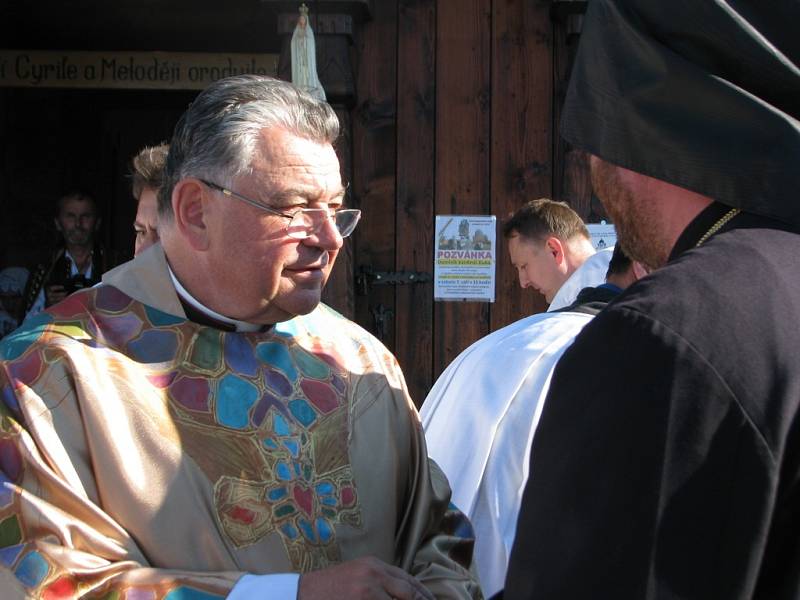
[561,0,800,225]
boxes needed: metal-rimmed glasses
[199,179,361,240]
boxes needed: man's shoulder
[587,228,800,426]
[442,309,593,376]
[286,304,403,376]
[548,247,613,311]
[490,309,592,340]
[287,305,418,421]
[288,303,380,345]
[0,289,100,363]
[611,226,800,323]
[1,285,153,360]
[556,285,619,315]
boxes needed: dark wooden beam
[396,0,436,406]
[351,0,398,347]
[550,0,588,21]
[263,1,372,22]
[433,0,492,377]
[271,1,374,319]
[490,0,552,329]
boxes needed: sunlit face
[203,127,345,324]
[507,233,567,304]
[55,197,98,247]
[134,187,160,256]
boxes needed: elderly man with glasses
[0,76,481,600]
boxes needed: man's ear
[171,178,210,251]
[545,236,565,266]
[94,217,102,232]
[54,217,62,232]
[632,261,650,281]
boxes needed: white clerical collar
[167,265,263,332]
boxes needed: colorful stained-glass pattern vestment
[0,244,480,599]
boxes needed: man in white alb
[422,200,643,596]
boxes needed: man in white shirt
[422,203,641,596]
[22,190,115,318]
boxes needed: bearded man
[502,1,800,598]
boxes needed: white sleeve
[227,573,299,599]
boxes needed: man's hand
[45,285,68,306]
[298,557,435,600]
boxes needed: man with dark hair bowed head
[500,1,800,599]
[501,198,612,311]
[0,75,481,600]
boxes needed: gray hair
[159,75,340,219]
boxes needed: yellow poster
[434,215,497,302]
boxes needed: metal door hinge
[357,266,431,295]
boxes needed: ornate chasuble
[0,246,480,600]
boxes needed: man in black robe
[501,1,799,599]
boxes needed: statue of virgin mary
[291,3,326,101]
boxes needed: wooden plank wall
[396,0,436,402]
[352,0,399,350]
[321,109,357,320]
[434,0,492,382]
[490,0,552,332]
[552,12,601,222]
[353,0,583,407]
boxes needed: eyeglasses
[199,179,361,240]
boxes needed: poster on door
[434,215,496,302]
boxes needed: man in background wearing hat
[502,1,799,599]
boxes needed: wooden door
[348,0,559,408]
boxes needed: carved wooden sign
[0,50,278,90]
